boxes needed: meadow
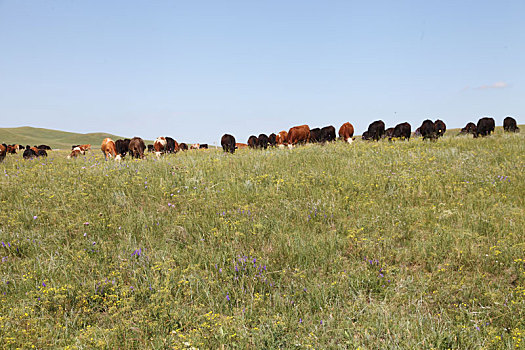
[0,130,524,349]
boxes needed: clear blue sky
[1,1,523,144]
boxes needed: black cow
[434,119,446,137]
[37,145,52,150]
[503,117,519,133]
[320,125,336,142]
[384,128,395,139]
[147,144,154,152]
[391,122,411,141]
[115,139,130,158]
[23,146,37,159]
[179,143,188,151]
[309,128,321,143]
[221,134,236,154]
[268,133,277,147]
[257,134,269,149]
[361,131,371,140]
[128,137,146,159]
[247,136,258,149]
[37,149,48,157]
[460,122,477,137]
[367,120,385,141]
[166,137,178,153]
[420,120,436,140]
[199,144,208,149]
[477,117,495,137]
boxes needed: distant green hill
[0,126,139,150]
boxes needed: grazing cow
[6,144,19,153]
[154,137,167,155]
[235,143,248,149]
[115,139,130,158]
[0,144,6,162]
[361,131,371,140]
[477,117,495,137]
[269,133,277,147]
[367,120,385,141]
[80,144,91,152]
[128,137,146,159]
[384,128,395,139]
[391,122,411,141]
[179,143,188,151]
[147,144,154,152]
[23,146,37,159]
[71,146,85,155]
[309,128,321,143]
[420,120,436,140]
[338,122,354,143]
[7,145,18,154]
[248,136,258,149]
[199,144,208,149]
[503,116,519,133]
[277,131,288,146]
[37,145,52,150]
[67,148,82,159]
[320,125,336,142]
[434,119,446,137]
[221,134,236,154]
[460,122,477,137]
[257,134,269,149]
[101,138,117,160]
[166,137,179,153]
[37,149,48,157]
[287,125,310,147]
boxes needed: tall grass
[0,131,524,349]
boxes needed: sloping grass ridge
[0,126,125,150]
[0,131,524,348]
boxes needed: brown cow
[67,148,82,159]
[0,144,6,162]
[79,144,91,152]
[128,137,146,159]
[235,143,248,149]
[287,125,310,148]
[338,122,355,143]
[101,138,117,160]
[276,131,288,146]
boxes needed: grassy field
[0,130,524,349]
[0,126,126,150]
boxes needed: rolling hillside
[1,126,131,149]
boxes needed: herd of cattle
[0,116,520,162]
[220,116,519,154]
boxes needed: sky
[0,1,523,144]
